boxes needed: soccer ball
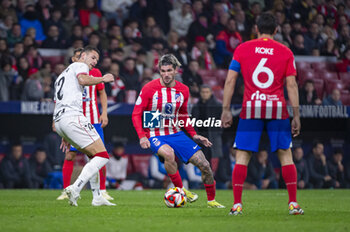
[164,187,187,208]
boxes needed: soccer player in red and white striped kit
[57,48,114,201]
[221,13,304,215]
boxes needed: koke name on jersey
[255,47,274,55]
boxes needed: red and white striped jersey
[132,79,196,139]
[82,68,105,124]
[231,37,296,119]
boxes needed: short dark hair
[82,46,100,57]
[257,13,277,35]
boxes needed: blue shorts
[149,131,200,164]
[70,123,104,152]
[234,118,292,152]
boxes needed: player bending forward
[132,54,224,208]
[53,46,114,206]
[221,13,304,215]
[57,48,114,202]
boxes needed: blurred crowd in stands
[1,0,350,189]
[0,0,350,104]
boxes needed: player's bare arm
[286,75,301,137]
[98,89,108,128]
[77,73,114,86]
[189,150,214,184]
[221,70,239,128]
[60,138,71,153]
[193,134,212,147]
[140,136,150,149]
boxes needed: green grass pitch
[0,189,349,232]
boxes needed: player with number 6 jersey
[221,13,303,216]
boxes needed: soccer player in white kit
[53,46,114,206]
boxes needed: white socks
[72,156,108,193]
[90,172,101,199]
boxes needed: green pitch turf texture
[0,190,349,232]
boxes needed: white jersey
[53,62,89,121]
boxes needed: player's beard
[161,75,175,87]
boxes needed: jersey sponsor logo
[255,47,274,55]
[251,91,280,101]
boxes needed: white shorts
[54,114,100,149]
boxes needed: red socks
[204,181,216,201]
[232,164,247,205]
[62,160,74,188]
[99,165,106,190]
[168,170,183,188]
[282,164,297,203]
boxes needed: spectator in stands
[167,30,179,52]
[0,143,32,188]
[22,35,36,50]
[183,163,202,189]
[11,42,24,61]
[181,60,203,98]
[119,57,140,92]
[291,33,309,55]
[307,141,332,188]
[7,23,22,48]
[44,7,65,37]
[293,147,309,189]
[214,18,242,68]
[0,0,18,23]
[123,38,143,59]
[106,143,128,189]
[169,2,193,37]
[141,15,157,38]
[234,10,251,41]
[323,89,342,106]
[244,150,278,190]
[96,17,109,51]
[25,45,43,69]
[16,56,30,81]
[100,56,112,75]
[337,25,350,54]
[110,48,124,66]
[19,4,46,42]
[129,0,148,25]
[0,39,10,58]
[79,0,102,30]
[304,22,324,54]
[21,68,44,101]
[87,32,102,52]
[148,154,171,189]
[327,149,346,188]
[30,147,52,188]
[173,37,191,69]
[42,74,54,101]
[65,24,83,48]
[211,12,229,38]
[135,49,147,77]
[41,25,66,49]
[61,7,78,40]
[35,0,53,24]
[108,24,125,48]
[336,47,350,73]
[0,15,15,39]
[299,80,322,105]
[321,38,339,57]
[42,130,65,170]
[51,63,65,83]
[0,56,16,102]
[146,0,172,35]
[281,22,293,47]
[246,1,262,27]
[100,0,132,26]
[191,36,215,70]
[145,38,165,71]
[109,62,126,102]
[186,13,210,49]
[144,26,167,51]
[191,85,223,162]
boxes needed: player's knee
[160,146,175,161]
[200,160,212,173]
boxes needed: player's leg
[90,168,115,206]
[56,115,110,206]
[188,150,225,208]
[157,144,183,188]
[229,119,263,215]
[93,123,113,200]
[57,149,77,200]
[267,119,304,215]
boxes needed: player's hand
[140,137,150,149]
[221,109,233,128]
[291,116,301,137]
[102,73,114,83]
[99,112,108,128]
[193,134,212,147]
[60,138,70,153]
